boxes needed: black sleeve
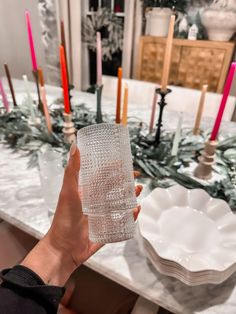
[0,265,65,314]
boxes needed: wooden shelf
[135,37,235,93]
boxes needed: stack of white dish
[137,185,236,286]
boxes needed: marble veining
[0,82,236,314]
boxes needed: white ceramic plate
[139,235,236,285]
[138,185,236,284]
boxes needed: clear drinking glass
[38,148,64,217]
[77,123,137,244]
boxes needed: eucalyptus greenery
[130,126,236,210]
[0,105,235,210]
[0,103,105,168]
[82,8,124,60]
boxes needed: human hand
[22,143,142,286]
[47,143,142,268]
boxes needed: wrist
[21,233,77,286]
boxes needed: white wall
[0,0,47,82]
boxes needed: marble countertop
[1,147,236,314]
[0,80,236,314]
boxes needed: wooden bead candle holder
[63,113,76,144]
[194,140,218,180]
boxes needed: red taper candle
[60,45,70,114]
[210,62,236,141]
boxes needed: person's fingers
[135,184,143,197]
[134,170,141,178]
[133,205,141,221]
[89,205,141,253]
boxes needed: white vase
[201,8,236,41]
[145,8,173,37]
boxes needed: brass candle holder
[194,140,218,180]
[63,113,76,144]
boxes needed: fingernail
[69,143,76,157]
[138,185,143,192]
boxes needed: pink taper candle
[96,32,102,86]
[210,62,236,141]
[25,10,38,71]
[0,78,10,112]
[149,89,158,134]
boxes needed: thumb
[62,143,80,191]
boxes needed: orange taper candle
[121,83,128,126]
[60,45,70,114]
[116,67,122,123]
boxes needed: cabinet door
[139,41,181,84]
[177,46,225,92]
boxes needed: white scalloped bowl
[138,185,236,275]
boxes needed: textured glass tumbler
[38,148,64,217]
[77,123,137,244]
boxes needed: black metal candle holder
[96,84,103,124]
[154,88,172,146]
[32,70,43,113]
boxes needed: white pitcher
[145,8,182,37]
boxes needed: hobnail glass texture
[77,123,137,243]
[38,148,64,217]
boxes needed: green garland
[0,104,235,210]
[130,126,236,210]
[82,8,124,60]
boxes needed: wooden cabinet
[136,36,235,93]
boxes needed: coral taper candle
[121,84,128,126]
[193,84,208,135]
[60,45,70,114]
[0,78,10,112]
[22,74,36,121]
[161,15,175,92]
[210,62,236,141]
[60,20,70,85]
[149,89,158,134]
[96,32,102,87]
[116,67,122,123]
[25,10,38,71]
[4,64,17,107]
[38,68,52,133]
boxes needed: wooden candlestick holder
[63,113,76,144]
[194,140,218,180]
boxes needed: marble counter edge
[0,210,43,240]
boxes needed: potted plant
[200,0,236,41]
[142,0,188,37]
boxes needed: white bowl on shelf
[137,185,236,285]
